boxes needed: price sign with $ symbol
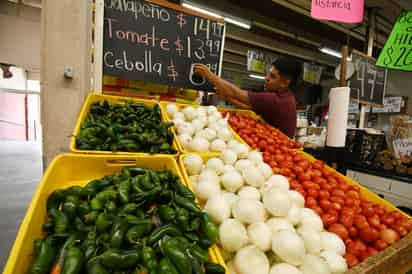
[103,0,225,91]
[377,11,412,71]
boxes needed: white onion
[210,139,227,152]
[178,134,192,150]
[217,128,233,141]
[221,149,238,165]
[166,104,179,117]
[190,137,209,152]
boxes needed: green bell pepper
[158,205,175,223]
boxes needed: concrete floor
[0,141,42,271]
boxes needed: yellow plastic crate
[3,154,225,274]
[299,151,411,218]
[70,93,179,157]
[159,101,249,153]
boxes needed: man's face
[264,66,291,92]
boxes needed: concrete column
[40,0,92,166]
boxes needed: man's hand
[194,64,215,80]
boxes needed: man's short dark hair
[272,57,302,87]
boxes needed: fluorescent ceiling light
[320,47,352,61]
[182,2,251,29]
[182,3,222,19]
[224,17,251,29]
[249,74,265,80]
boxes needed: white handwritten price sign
[377,11,412,71]
[103,0,225,91]
[311,0,364,23]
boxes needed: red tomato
[330,202,342,211]
[347,240,367,257]
[331,189,345,198]
[318,190,330,200]
[311,206,324,216]
[362,205,375,217]
[313,160,325,170]
[307,189,319,199]
[329,223,349,240]
[404,219,412,232]
[274,154,285,162]
[302,181,315,190]
[294,166,305,176]
[347,190,360,199]
[327,209,339,218]
[319,199,332,211]
[367,247,379,257]
[320,182,333,192]
[344,253,359,268]
[340,214,354,228]
[390,211,402,220]
[394,225,408,237]
[330,196,345,206]
[314,177,327,185]
[305,197,318,208]
[341,207,356,216]
[373,239,388,251]
[359,227,380,243]
[345,197,357,207]
[312,169,322,178]
[354,215,370,230]
[348,185,361,192]
[381,214,395,226]
[299,173,311,182]
[322,213,338,227]
[348,226,358,237]
[297,160,310,170]
[367,215,381,228]
[380,228,400,244]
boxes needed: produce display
[183,151,349,274]
[76,100,176,154]
[222,112,301,156]
[165,104,249,153]
[29,167,225,274]
[374,149,412,175]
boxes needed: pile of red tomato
[225,111,412,267]
[225,112,301,150]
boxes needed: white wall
[0,1,41,80]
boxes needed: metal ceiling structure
[6,0,408,86]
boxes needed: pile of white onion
[166,104,242,153]
[184,150,348,274]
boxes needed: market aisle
[0,141,42,270]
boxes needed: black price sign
[349,50,387,106]
[103,0,225,91]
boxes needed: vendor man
[194,58,301,138]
